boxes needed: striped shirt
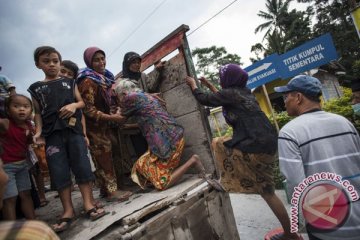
[279,110,360,239]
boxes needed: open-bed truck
[36,24,240,240]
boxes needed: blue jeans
[45,129,95,190]
[3,160,31,199]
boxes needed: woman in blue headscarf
[186,64,302,240]
[77,47,132,202]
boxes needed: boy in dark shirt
[28,46,107,233]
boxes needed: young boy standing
[27,46,107,233]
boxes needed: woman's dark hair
[34,46,62,64]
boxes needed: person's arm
[32,98,45,144]
[78,79,126,124]
[199,77,218,93]
[81,113,90,146]
[278,130,306,197]
[59,84,84,119]
[185,76,231,107]
[146,61,166,93]
[0,118,9,134]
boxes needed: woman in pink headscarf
[77,47,132,202]
[186,64,302,240]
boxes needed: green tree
[296,0,360,84]
[191,46,242,89]
[255,0,292,40]
[251,1,313,61]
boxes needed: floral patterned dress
[121,92,184,190]
[77,69,119,195]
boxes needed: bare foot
[192,154,206,178]
[106,190,133,202]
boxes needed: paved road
[230,190,309,240]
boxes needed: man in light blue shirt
[275,75,360,240]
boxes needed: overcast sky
[0,0,307,95]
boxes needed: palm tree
[255,0,292,40]
[251,3,312,60]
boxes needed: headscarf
[83,47,106,68]
[219,64,248,89]
[78,46,115,87]
[78,47,115,109]
[115,79,142,98]
[77,68,115,87]
[122,52,142,80]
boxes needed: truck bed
[36,175,206,239]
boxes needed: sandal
[94,201,104,209]
[86,207,108,221]
[39,200,49,207]
[106,191,133,202]
[80,201,105,215]
[52,217,73,233]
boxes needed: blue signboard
[244,33,338,89]
[279,33,338,79]
[245,54,283,89]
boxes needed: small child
[27,46,107,233]
[0,94,35,220]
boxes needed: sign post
[245,33,338,89]
[279,33,338,79]
[244,33,338,128]
[245,54,282,89]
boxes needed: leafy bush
[322,87,360,132]
[269,111,293,130]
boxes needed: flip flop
[52,217,73,233]
[80,201,105,215]
[86,207,108,221]
[94,201,104,209]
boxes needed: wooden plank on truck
[36,176,204,240]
